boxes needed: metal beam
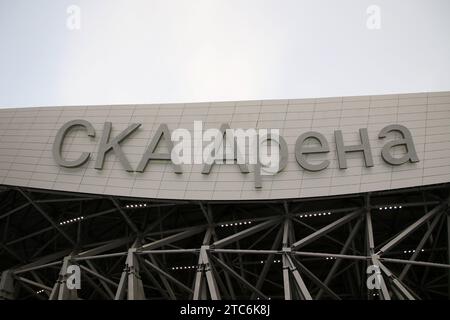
[80,263,117,299]
[370,255,390,300]
[15,276,53,292]
[212,219,279,249]
[140,226,205,250]
[78,237,131,257]
[378,202,446,255]
[114,241,146,300]
[291,209,362,250]
[399,211,443,280]
[316,218,362,299]
[138,258,170,299]
[193,229,213,300]
[447,208,450,298]
[110,197,140,234]
[200,245,221,300]
[365,201,391,301]
[212,255,268,300]
[281,219,291,300]
[377,260,416,300]
[380,257,450,269]
[16,188,76,245]
[13,249,71,274]
[293,258,341,300]
[142,258,192,294]
[0,203,29,220]
[47,255,78,300]
[251,225,284,299]
[285,255,312,300]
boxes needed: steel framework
[0,183,449,300]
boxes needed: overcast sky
[0,0,449,108]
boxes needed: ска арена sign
[52,120,419,189]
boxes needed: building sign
[52,120,419,189]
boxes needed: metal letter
[335,128,374,169]
[378,124,419,165]
[254,133,288,188]
[94,122,141,172]
[295,131,330,171]
[52,119,95,168]
[136,123,182,173]
[202,124,249,174]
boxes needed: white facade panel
[0,91,449,200]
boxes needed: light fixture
[379,205,402,211]
[298,212,332,219]
[220,221,253,228]
[125,203,148,209]
[403,249,425,254]
[171,265,197,270]
[59,216,84,225]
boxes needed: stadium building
[0,91,449,300]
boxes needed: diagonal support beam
[16,188,76,245]
[142,258,193,294]
[316,218,362,299]
[399,211,443,281]
[377,260,416,300]
[110,198,140,234]
[212,219,279,249]
[139,258,170,299]
[0,203,30,220]
[291,209,363,250]
[212,255,268,300]
[80,262,117,299]
[15,276,52,292]
[251,225,284,299]
[0,242,23,262]
[140,226,205,250]
[78,237,132,257]
[285,255,312,300]
[292,257,340,300]
[378,202,446,255]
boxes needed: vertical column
[281,219,292,300]
[447,208,450,299]
[0,270,15,300]
[49,255,78,300]
[365,195,390,300]
[193,229,221,300]
[115,241,146,300]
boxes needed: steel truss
[0,183,450,300]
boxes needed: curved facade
[1,91,450,301]
[1,91,450,200]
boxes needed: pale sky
[0,0,449,108]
